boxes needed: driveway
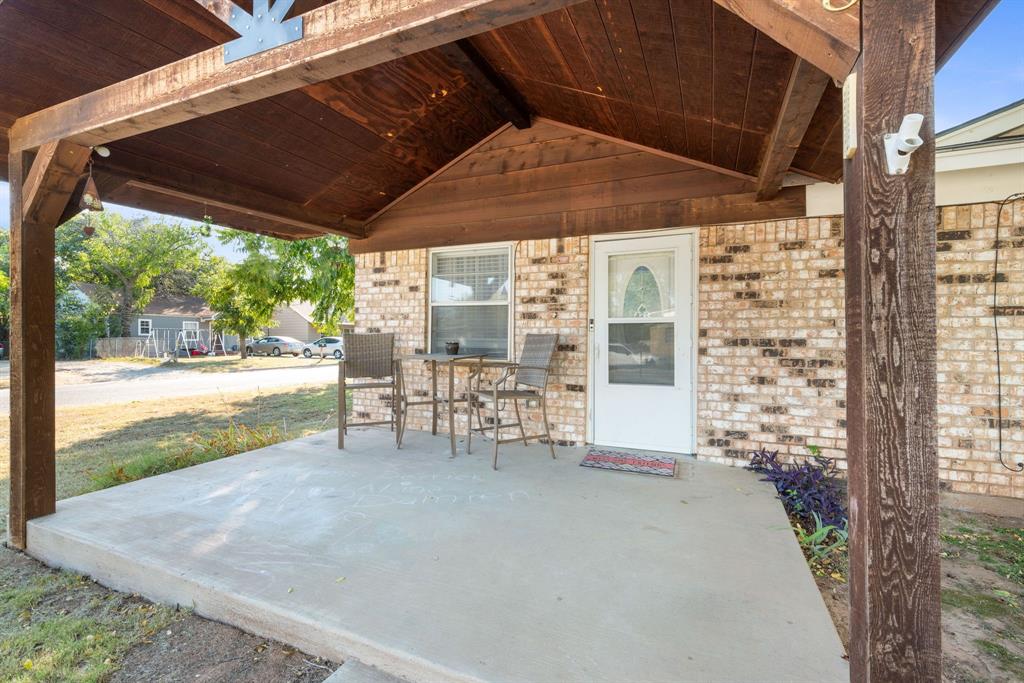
[0,363,337,414]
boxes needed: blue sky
[2,1,1022,249]
[934,0,1024,131]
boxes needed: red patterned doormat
[580,449,677,477]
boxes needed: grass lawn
[0,384,339,530]
[0,385,341,681]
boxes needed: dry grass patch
[0,385,338,529]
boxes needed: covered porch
[4,0,1004,680]
[27,426,847,682]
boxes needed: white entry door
[593,233,695,453]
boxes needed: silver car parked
[303,336,344,359]
[246,336,303,357]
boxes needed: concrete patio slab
[27,428,847,682]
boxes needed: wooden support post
[843,0,939,680]
[7,140,91,549]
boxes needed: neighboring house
[264,301,353,343]
[352,105,1024,507]
[74,284,239,354]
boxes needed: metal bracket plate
[223,0,303,64]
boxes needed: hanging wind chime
[79,155,105,236]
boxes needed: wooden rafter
[755,58,831,200]
[712,0,859,82]
[438,40,532,129]
[9,0,585,154]
[124,179,364,238]
[96,154,365,237]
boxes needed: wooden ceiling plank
[538,116,757,181]
[711,0,859,82]
[594,2,664,150]
[9,0,588,153]
[711,4,756,172]
[533,11,622,135]
[672,0,715,165]
[436,40,532,129]
[755,58,830,199]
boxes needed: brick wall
[354,200,1024,500]
[353,237,589,445]
[696,217,848,470]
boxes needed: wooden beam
[124,180,365,238]
[9,0,585,153]
[22,140,93,227]
[844,0,939,679]
[97,154,365,237]
[438,39,532,129]
[756,58,830,200]
[7,141,89,549]
[191,0,238,26]
[936,0,1000,69]
[713,0,859,82]
[351,187,805,253]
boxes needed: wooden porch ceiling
[0,0,997,242]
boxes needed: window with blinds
[429,246,511,358]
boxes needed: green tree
[65,213,207,337]
[55,295,108,359]
[284,236,355,334]
[210,230,355,336]
[0,226,89,346]
[198,257,281,359]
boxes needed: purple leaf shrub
[747,447,848,529]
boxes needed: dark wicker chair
[338,333,405,449]
[466,333,558,469]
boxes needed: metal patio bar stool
[466,333,558,470]
[338,333,405,449]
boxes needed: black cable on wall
[991,191,1024,473]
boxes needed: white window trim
[138,319,152,336]
[182,320,200,331]
[427,242,514,359]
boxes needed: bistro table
[402,352,486,457]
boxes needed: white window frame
[137,319,152,336]
[182,320,200,332]
[427,242,514,359]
